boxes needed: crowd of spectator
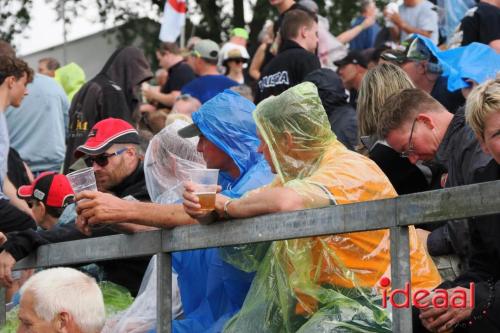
[0,0,500,332]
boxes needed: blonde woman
[357,62,435,195]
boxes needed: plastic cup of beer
[189,168,219,211]
[66,167,98,195]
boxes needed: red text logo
[380,277,475,309]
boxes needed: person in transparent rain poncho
[183,82,442,332]
[101,119,205,333]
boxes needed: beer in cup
[189,169,219,211]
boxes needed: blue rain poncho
[414,35,500,91]
[172,90,274,333]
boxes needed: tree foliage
[1,0,389,57]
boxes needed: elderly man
[184,82,441,332]
[18,267,105,333]
[377,88,492,270]
[381,36,465,114]
[0,118,153,296]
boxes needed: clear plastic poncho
[101,120,205,333]
[144,119,205,204]
[223,82,441,332]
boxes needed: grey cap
[177,123,202,138]
[191,39,220,61]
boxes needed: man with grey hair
[18,267,105,333]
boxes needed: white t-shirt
[399,0,439,44]
[0,111,9,199]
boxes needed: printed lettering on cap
[33,189,45,201]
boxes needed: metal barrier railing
[4,180,500,332]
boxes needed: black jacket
[254,40,320,103]
[63,47,152,172]
[304,68,358,151]
[427,107,492,262]
[415,160,500,333]
[3,163,151,296]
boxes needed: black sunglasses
[84,148,128,167]
[230,58,246,64]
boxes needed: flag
[159,0,186,42]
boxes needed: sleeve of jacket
[2,223,116,261]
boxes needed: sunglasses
[84,148,128,167]
[230,58,246,64]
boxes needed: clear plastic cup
[66,167,98,194]
[189,169,219,211]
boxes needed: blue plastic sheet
[172,90,274,333]
[415,35,500,91]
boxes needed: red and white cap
[74,118,140,158]
[18,172,75,208]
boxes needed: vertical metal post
[157,252,172,333]
[0,288,5,326]
[390,226,413,332]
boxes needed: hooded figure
[172,90,275,333]
[223,82,441,333]
[54,62,86,102]
[63,47,152,172]
[304,68,358,150]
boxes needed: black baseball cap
[334,51,368,68]
[380,36,434,64]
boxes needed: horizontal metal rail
[5,180,500,333]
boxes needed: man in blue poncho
[75,89,273,332]
[171,89,274,332]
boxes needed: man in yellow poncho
[183,82,441,332]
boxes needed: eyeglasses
[400,118,417,158]
[230,59,246,64]
[84,148,128,167]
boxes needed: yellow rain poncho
[223,82,440,332]
[54,62,86,102]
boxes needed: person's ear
[37,201,47,217]
[5,76,16,89]
[416,61,426,75]
[299,25,308,39]
[53,311,71,333]
[415,113,435,130]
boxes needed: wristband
[223,199,234,219]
